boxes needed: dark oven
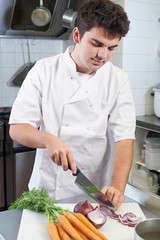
[0,107,36,210]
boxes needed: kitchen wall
[0,0,160,116]
[123,0,160,116]
[0,38,63,107]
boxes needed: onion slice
[87,207,107,229]
[99,205,142,227]
[118,212,142,227]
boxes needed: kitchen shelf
[136,161,160,173]
[136,115,160,133]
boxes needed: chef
[9,0,135,209]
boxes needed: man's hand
[10,123,77,174]
[101,139,133,209]
[45,135,77,174]
[101,186,124,209]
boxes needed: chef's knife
[68,164,117,210]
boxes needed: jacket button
[83,147,87,151]
[65,123,69,126]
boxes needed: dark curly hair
[75,0,130,39]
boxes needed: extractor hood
[0,0,87,39]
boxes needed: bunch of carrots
[46,211,108,240]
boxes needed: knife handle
[68,163,80,176]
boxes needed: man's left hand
[101,186,124,209]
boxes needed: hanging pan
[62,0,77,28]
[10,41,35,87]
[31,0,51,27]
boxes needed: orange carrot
[57,223,71,240]
[73,227,90,240]
[64,212,103,240]
[57,214,83,240]
[75,213,108,240]
[46,222,61,240]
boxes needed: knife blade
[68,164,117,210]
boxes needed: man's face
[71,26,120,75]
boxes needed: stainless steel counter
[0,183,160,240]
[136,114,160,133]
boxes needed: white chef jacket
[9,46,136,200]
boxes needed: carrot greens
[8,188,73,223]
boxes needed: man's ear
[72,27,80,44]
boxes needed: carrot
[73,227,90,240]
[46,222,61,240]
[75,213,108,240]
[57,214,83,240]
[64,212,103,240]
[57,223,71,240]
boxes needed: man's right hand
[45,135,77,174]
[9,123,77,174]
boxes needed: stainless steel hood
[0,0,87,39]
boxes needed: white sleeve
[108,75,136,142]
[9,61,43,128]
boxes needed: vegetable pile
[74,201,142,228]
[9,188,108,240]
[9,188,142,239]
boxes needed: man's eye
[108,47,115,51]
[92,42,101,47]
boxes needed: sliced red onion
[118,212,142,227]
[99,205,119,220]
[99,205,142,227]
[87,206,107,229]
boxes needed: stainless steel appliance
[0,121,5,210]
[0,0,88,39]
[0,107,36,210]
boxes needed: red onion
[118,212,142,227]
[99,205,119,220]
[87,207,107,228]
[74,201,142,228]
[99,205,142,227]
[73,200,94,216]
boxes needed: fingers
[101,186,124,209]
[52,149,76,173]
[59,150,77,174]
[46,136,76,174]
[67,151,77,174]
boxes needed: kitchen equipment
[10,40,35,87]
[0,121,5,210]
[68,165,116,210]
[17,203,146,240]
[145,137,160,170]
[0,0,87,39]
[0,107,36,209]
[62,0,77,28]
[0,234,5,240]
[31,0,51,27]
[153,83,160,118]
[125,183,160,215]
[11,62,35,87]
[130,167,159,194]
[134,218,160,240]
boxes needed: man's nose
[98,47,108,59]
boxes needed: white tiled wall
[123,0,160,116]
[0,38,63,107]
[0,0,160,116]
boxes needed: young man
[9,0,135,209]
